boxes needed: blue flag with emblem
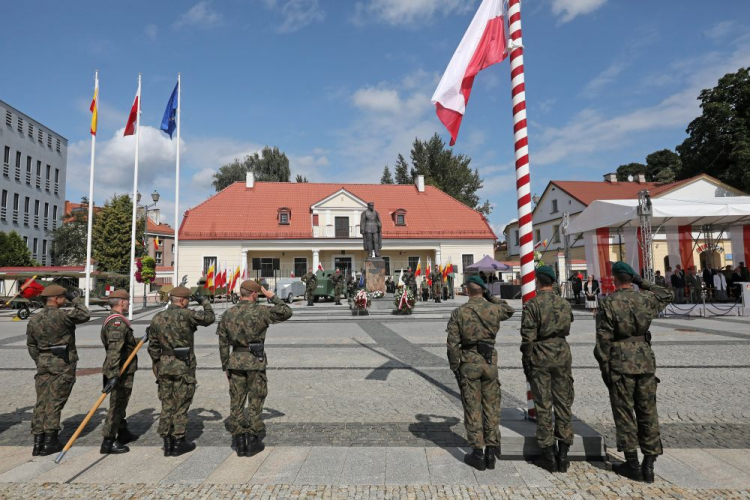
[160,82,179,139]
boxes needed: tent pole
[637,190,654,281]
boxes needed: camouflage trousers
[101,372,134,439]
[157,374,196,438]
[608,372,663,456]
[32,357,76,434]
[459,360,501,449]
[334,284,345,301]
[432,284,442,299]
[305,287,315,302]
[529,364,575,448]
[226,370,268,436]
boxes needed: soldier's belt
[460,342,495,364]
[536,336,567,344]
[161,347,190,362]
[616,336,647,343]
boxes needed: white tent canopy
[566,197,750,235]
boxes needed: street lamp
[137,190,160,309]
[532,194,540,205]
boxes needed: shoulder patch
[113,321,122,326]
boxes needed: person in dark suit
[569,273,583,304]
[671,265,685,303]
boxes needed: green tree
[677,68,750,192]
[615,163,647,182]
[645,149,679,183]
[212,146,292,192]
[92,194,145,275]
[211,159,246,192]
[0,231,36,267]
[393,134,491,215]
[295,174,309,183]
[51,198,88,265]
[380,166,394,184]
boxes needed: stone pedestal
[364,258,386,294]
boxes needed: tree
[0,231,36,267]
[677,68,750,192]
[92,194,145,275]
[212,159,246,192]
[615,163,647,182]
[212,146,292,192]
[380,166,394,184]
[51,198,88,265]
[295,174,309,183]
[645,149,679,183]
[392,134,491,215]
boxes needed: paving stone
[203,446,273,484]
[384,447,430,485]
[250,446,310,484]
[339,447,385,485]
[667,449,750,489]
[160,446,232,484]
[294,447,348,485]
[424,447,478,486]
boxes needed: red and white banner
[623,227,645,275]
[666,225,694,270]
[730,225,750,267]
[583,228,611,280]
[431,0,509,146]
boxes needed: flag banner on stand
[730,226,750,267]
[154,236,160,251]
[426,258,432,286]
[204,264,215,289]
[318,263,324,272]
[124,95,139,136]
[415,258,422,277]
[161,82,179,139]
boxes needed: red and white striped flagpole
[508,0,537,420]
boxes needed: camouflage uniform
[331,271,345,303]
[521,290,575,448]
[101,313,138,439]
[148,300,215,439]
[217,296,292,437]
[595,280,671,455]
[346,274,356,302]
[26,298,90,434]
[431,271,444,302]
[301,272,317,303]
[447,296,515,449]
[405,272,417,298]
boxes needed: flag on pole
[415,258,422,277]
[318,263,324,272]
[426,258,432,286]
[443,259,452,280]
[154,235,160,250]
[533,239,548,250]
[90,87,98,136]
[431,0,510,145]
[241,266,246,280]
[398,268,404,287]
[204,264,215,289]
[124,95,139,136]
[161,82,179,139]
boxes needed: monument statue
[360,202,382,258]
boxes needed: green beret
[466,275,486,289]
[170,286,191,298]
[536,265,556,281]
[40,285,67,297]
[240,280,261,293]
[612,261,636,276]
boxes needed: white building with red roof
[178,173,496,287]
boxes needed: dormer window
[278,207,291,225]
[393,208,407,226]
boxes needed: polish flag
[124,95,139,136]
[431,0,510,146]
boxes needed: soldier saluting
[331,267,345,306]
[148,286,215,457]
[447,275,514,471]
[99,289,137,454]
[216,280,292,457]
[520,266,575,473]
[301,267,317,307]
[26,285,90,456]
[595,262,672,483]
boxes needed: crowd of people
[663,262,750,303]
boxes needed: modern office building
[0,99,68,265]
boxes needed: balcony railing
[312,225,362,238]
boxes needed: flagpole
[84,70,98,308]
[173,73,181,286]
[128,74,142,320]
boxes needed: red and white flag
[431,0,509,146]
[124,94,139,136]
[317,263,325,272]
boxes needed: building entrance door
[334,257,352,276]
[335,217,349,238]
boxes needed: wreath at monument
[352,290,371,315]
[371,290,384,299]
[393,287,416,315]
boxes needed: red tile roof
[550,177,698,207]
[180,182,496,241]
[147,218,175,236]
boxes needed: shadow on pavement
[0,405,33,435]
[408,413,468,453]
[123,407,159,441]
[187,407,222,441]
[60,408,107,441]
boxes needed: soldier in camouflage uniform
[26,285,90,456]
[301,268,317,307]
[404,267,417,298]
[148,286,215,457]
[217,280,293,457]
[331,267,345,305]
[447,275,515,471]
[431,268,444,303]
[100,289,138,455]
[346,272,356,303]
[520,266,574,473]
[595,261,672,483]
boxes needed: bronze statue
[360,202,382,258]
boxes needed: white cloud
[584,61,627,94]
[704,20,735,40]
[264,0,325,33]
[352,87,402,114]
[174,1,223,29]
[352,0,475,26]
[550,0,607,23]
[145,24,158,40]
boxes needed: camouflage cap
[40,284,67,297]
[465,275,487,289]
[170,286,191,298]
[109,289,130,300]
[240,280,262,293]
[536,265,556,281]
[612,261,636,276]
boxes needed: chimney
[246,170,255,188]
[604,173,618,184]
[148,208,160,225]
[415,175,425,193]
[637,173,646,184]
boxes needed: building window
[42,240,47,264]
[171,244,175,253]
[294,257,307,278]
[5,111,11,127]
[52,205,58,229]
[534,228,541,242]
[278,208,290,225]
[551,199,558,213]
[256,257,280,278]
[155,251,163,265]
[408,256,420,271]
[13,193,19,223]
[34,199,39,227]
[23,236,28,247]
[44,202,49,229]
[17,116,23,133]
[26,156,32,184]
[382,256,391,275]
[0,190,7,220]
[393,208,407,226]
[33,238,38,256]
[38,130,43,144]
[56,139,61,153]
[28,123,33,138]
[54,168,59,194]
[15,151,21,180]
[45,165,50,191]
[36,161,41,187]
[552,224,561,243]
[23,196,29,226]
[2,146,9,177]
[203,256,217,277]
[312,214,319,226]
[462,254,474,272]
[47,135,52,149]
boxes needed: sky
[3,0,750,239]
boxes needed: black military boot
[41,431,63,456]
[557,441,570,473]
[171,437,196,456]
[613,451,642,481]
[117,425,135,444]
[233,434,247,457]
[163,436,173,457]
[464,448,487,471]
[484,446,497,470]
[100,438,130,454]
[32,434,44,456]
[246,433,265,457]
[534,445,558,473]
[641,455,657,483]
